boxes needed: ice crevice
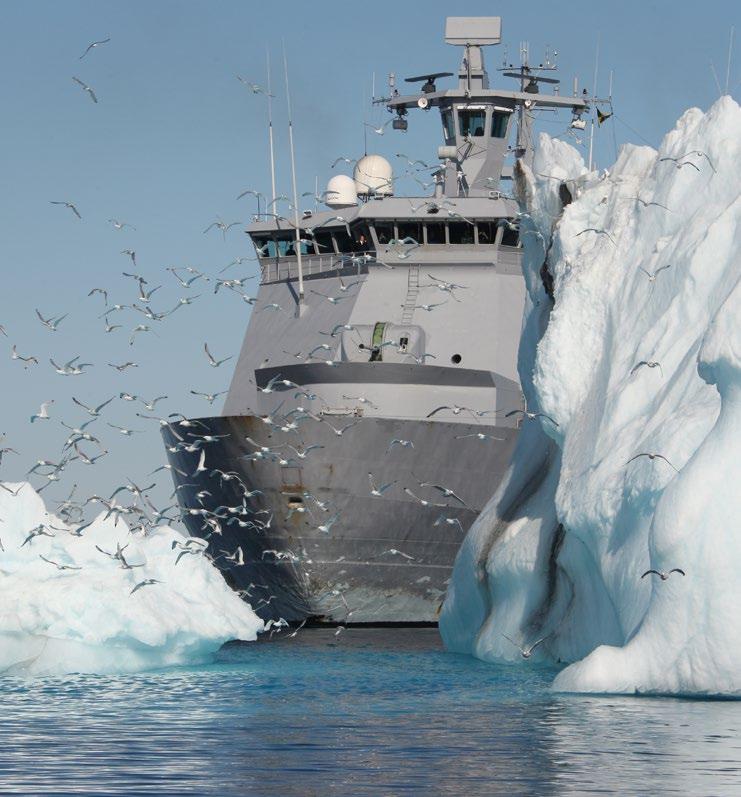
[441,96,741,696]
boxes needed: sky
[0,0,738,515]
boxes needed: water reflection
[0,629,738,795]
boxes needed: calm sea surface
[1,628,739,796]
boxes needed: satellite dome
[324,174,358,209]
[354,155,393,197]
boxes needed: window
[333,228,354,253]
[252,235,276,258]
[448,222,474,245]
[477,222,497,245]
[276,234,295,257]
[396,222,422,245]
[351,223,372,251]
[442,110,455,143]
[451,354,462,364]
[399,336,409,352]
[374,222,394,245]
[491,111,510,138]
[313,230,334,254]
[458,109,486,137]
[425,222,446,244]
[501,226,520,247]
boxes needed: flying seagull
[130,578,162,595]
[50,200,81,219]
[626,452,679,472]
[72,76,98,103]
[575,228,616,245]
[79,37,110,59]
[631,360,663,377]
[641,568,685,580]
[638,265,672,283]
[501,633,547,659]
[505,409,559,426]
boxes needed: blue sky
[0,0,738,510]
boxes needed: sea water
[0,629,739,796]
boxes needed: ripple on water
[0,629,739,795]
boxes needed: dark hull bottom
[163,414,517,623]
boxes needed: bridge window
[491,111,510,138]
[501,226,520,247]
[313,230,334,254]
[477,222,497,245]
[252,235,276,258]
[396,222,422,245]
[442,110,455,143]
[275,232,312,257]
[425,222,446,244]
[351,223,373,251]
[374,222,394,245]
[333,228,354,253]
[448,222,474,245]
[458,109,486,137]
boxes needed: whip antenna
[282,39,304,305]
[266,47,277,209]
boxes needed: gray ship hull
[164,414,517,623]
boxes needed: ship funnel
[354,155,393,198]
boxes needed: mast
[282,41,304,305]
[266,48,277,209]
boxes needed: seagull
[39,554,82,571]
[203,218,241,239]
[658,156,701,172]
[405,353,437,365]
[108,218,135,230]
[30,400,54,423]
[323,420,359,436]
[626,452,679,472]
[79,37,110,59]
[387,438,414,452]
[668,150,716,173]
[121,249,137,267]
[632,197,671,211]
[130,579,162,595]
[364,120,392,135]
[236,76,274,96]
[505,409,559,427]
[287,444,324,460]
[315,514,340,534]
[331,156,357,168]
[50,200,82,219]
[220,547,245,566]
[380,548,415,561]
[575,228,616,245]
[21,524,55,547]
[416,481,467,507]
[631,360,663,377]
[190,390,227,404]
[310,289,348,305]
[433,515,465,532]
[426,405,475,419]
[192,449,207,477]
[50,357,92,376]
[638,264,672,282]
[72,76,98,103]
[454,432,505,442]
[501,633,547,659]
[107,423,142,436]
[403,488,443,508]
[88,287,108,304]
[410,301,447,312]
[35,309,68,331]
[368,472,396,497]
[204,343,232,368]
[342,394,378,409]
[109,361,138,372]
[641,568,686,581]
[11,345,38,367]
[72,396,115,417]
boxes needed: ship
[163,16,589,624]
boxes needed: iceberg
[0,482,262,676]
[440,97,741,696]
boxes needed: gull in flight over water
[501,633,547,659]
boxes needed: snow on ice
[0,482,262,676]
[441,96,741,696]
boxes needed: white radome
[324,174,358,209]
[354,154,393,196]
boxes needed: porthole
[451,354,462,364]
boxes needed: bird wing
[641,569,661,578]
[669,568,686,576]
[426,406,450,418]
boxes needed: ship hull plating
[163,414,517,623]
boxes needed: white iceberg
[441,97,741,696]
[0,482,262,676]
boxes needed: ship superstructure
[164,17,588,623]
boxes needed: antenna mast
[266,48,277,209]
[588,34,600,171]
[726,26,735,95]
[282,40,304,306]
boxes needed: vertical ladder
[400,265,420,325]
